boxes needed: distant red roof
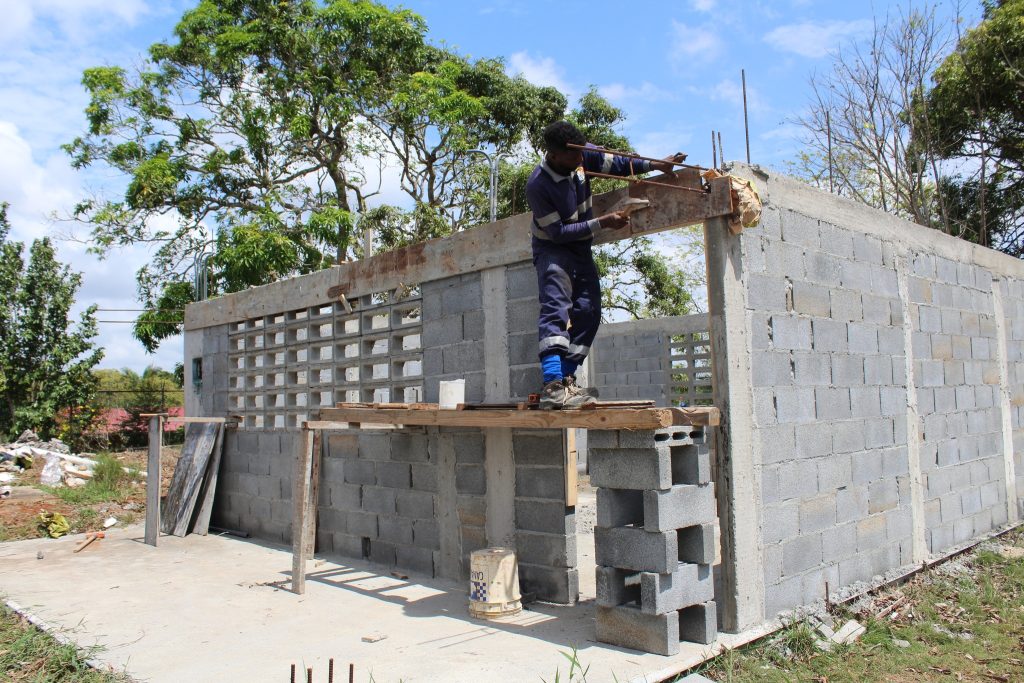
[95,407,185,432]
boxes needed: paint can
[438,379,465,409]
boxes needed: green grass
[692,528,1024,682]
[40,454,139,506]
[0,602,131,682]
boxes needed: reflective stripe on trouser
[534,247,601,364]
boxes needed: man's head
[543,120,585,175]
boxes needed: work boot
[539,379,595,410]
[564,376,599,399]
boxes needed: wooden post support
[304,430,323,561]
[144,415,162,547]
[291,428,315,594]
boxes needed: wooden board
[190,424,225,536]
[315,405,719,429]
[144,416,162,547]
[291,430,315,594]
[160,422,220,537]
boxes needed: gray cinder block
[514,499,574,535]
[377,461,412,489]
[590,445,672,491]
[595,605,680,656]
[378,517,414,545]
[327,482,361,510]
[518,564,579,605]
[596,488,644,528]
[678,524,716,564]
[456,464,487,496]
[346,510,378,538]
[672,443,711,485]
[369,539,396,567]
[396,489,435,519]
[358,433,393,461]
[412,518,440,548]
[362,486,396,515]
[411,463,438,493]
[396,545,434,577]
[678,601,718,645]
[512,433,565,466]
[643,484,716,533]
[514,466,562,500]
[343,459,376,486]
[595,526,676,573]
[390,433,430,463]
[597,564,714,615]
[515,530,576,568]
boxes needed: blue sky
[0,0,977,372]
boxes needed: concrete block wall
[1004,279,1024,516]
[741,206,916,615]
[513,430,577,604]
[210,430,297,545]
[591,426,717,655]
[723,163,1024,627]
[907,255,1008,551]
[422,273,486,404]
[505,262,543,400]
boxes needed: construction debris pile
[0,430,123,491]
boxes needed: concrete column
[703,216,764,632]
[895,254,929,562]
[184,330,202,416]
[991,279,1020,523]
[482,266,516,547]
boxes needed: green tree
[66,0,431,350]
[0,203,104,444]
[924,0,1024,255]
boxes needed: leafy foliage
[923,0,1024,255]
[0,203,103,446]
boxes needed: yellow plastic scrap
[37,511,70,539]
[702,169,762,232]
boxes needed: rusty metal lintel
[583,170,708,194]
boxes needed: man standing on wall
[526,121,684,409]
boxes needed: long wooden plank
[316,405,719,429]
[160,422,220,537]
[186,172,736,332]
[291,429,315,595]
[144,416,162,547]
[191,423,225,536]
[304,431,323,560]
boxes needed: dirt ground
[0,446,181,541]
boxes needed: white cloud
[689,0,715,11]
[709,78,769,115]
[632,129,695,160]
[598,82,674,106]
[507,52,573,97]
[669,20,721,65]
[764,20,873,59]
[0,0,148,46]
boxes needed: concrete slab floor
[0,519,769,682]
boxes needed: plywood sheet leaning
[190,423,225,536]
[161,422,220,537]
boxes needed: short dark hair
[542,121,585,152]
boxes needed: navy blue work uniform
[526,146,653,366]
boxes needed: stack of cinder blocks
[591,426,717,656]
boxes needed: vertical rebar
[349,663,355,683]
[742,69,751,164]
[826,110,834,193]
[307,667,313,683]
[291,664,296,683]
[717,131,724,167]
[711,131,717,169]
[329,659,334,683]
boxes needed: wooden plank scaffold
[290,402,720,594]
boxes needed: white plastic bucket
[469,547,522,619]
[438,379,465,409]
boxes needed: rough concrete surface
[0,511,749,683]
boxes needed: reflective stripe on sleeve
[601,153,613,173]
[536,210,561,227]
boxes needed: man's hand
[599,212,630,231]
[650,152,687,175]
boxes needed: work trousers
[533,246,601,364]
